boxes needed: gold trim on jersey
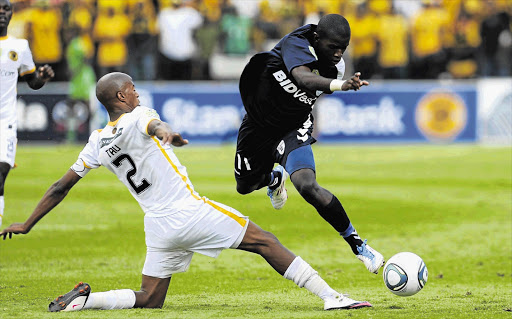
[151,136,247,227]
[83,160,92,169]
[108,114,127,126]
[19,66,36,76]
[146,119,160,135]
[0,35,8,40]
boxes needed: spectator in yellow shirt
[447,6,480,79]
[66,0,95,60]
[375,6,409,79]
[92,6,132,77]
[409,0,449,79]
[346,3,378,79]
[27,0,64,80]
[127,0,157,80]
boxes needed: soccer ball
[383,252,428,296]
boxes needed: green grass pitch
[0,144,510,319]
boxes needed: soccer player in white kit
[1,72,372,312]
[0,0,54,227]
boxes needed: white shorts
[142,199,249,278]
[0,122,17,167]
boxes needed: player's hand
[37,64,55,81]
[342,72,369,91]
[161,132,189,147]
[1,223,29,240]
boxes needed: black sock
[344,233,364,255]
[317,196,363,255]
[267,170,282,190]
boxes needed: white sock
[83,289,136,310]
[284,256,338,300]
[0,196,4,228]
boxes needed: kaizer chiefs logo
[415,90,467,141]
[8,50,18,61]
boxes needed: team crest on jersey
[312,69,319,75]
[8,51,18,61]
[99,127,124,148]
[144,108,160,118]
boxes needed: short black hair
[96,72,132,106]
[317,14,351,40]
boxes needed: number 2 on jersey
[112,154,152,194]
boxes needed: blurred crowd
[8,0,512,82]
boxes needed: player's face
[122,81,140,110]
[315,33,349,66]
[0,0,13,29]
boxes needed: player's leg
[0,125,17,228]
[0,162,11,227]
[234,115,278,195]
[265,114,318,210]
[285,146,384,274]
[83,275,171,309]
[236,221,371,310]
[82,276,171,310]
[48,276,172,312]
[134,275,171,308]
[236,220,295,274]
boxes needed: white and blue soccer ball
[383,252,428,296]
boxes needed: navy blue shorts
[235,113,316,186]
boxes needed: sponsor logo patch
[99,127,124,148]
[273,70,317,106]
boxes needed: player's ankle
[344,234,363,255]
[268,170,282,190]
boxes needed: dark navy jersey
[239,24,345,131]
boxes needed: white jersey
[0,35,36,127]
[71,106,205,217]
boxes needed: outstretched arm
[24,64,55,90]
[147,120,189,147]
[0,169,81,240]
[291,66,369,92]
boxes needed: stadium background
[2,0,511,317]
[9,0,512,145]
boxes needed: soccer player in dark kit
[234,14,384,274]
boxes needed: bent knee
[135,291,165,309]
[294,180,320,197]
[236,183,253,195]
[236,178,261,195]
[257,230,281,249]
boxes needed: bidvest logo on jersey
[99,127,123,148]
[273,70,317,106]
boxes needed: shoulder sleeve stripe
[146,119,160,135]
[20,66,36,76]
